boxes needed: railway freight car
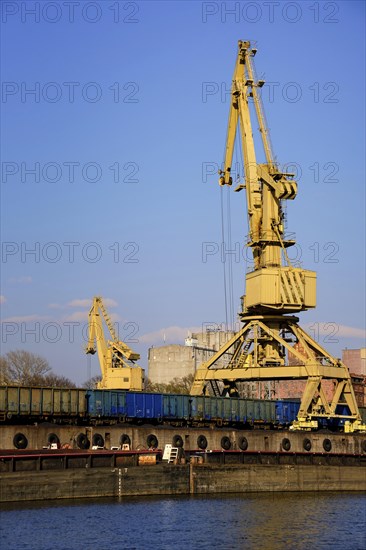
[86,389,127,418]
[0,386,87,423]
[86,390,280,428]
[86,390,164,422]
[1,385,365,431]
[188,394,277,427]
[275,400,301,425]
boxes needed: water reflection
[0,492,365,550]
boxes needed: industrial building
[342,348,366,376]
[148,330,234,385]
[343,348,366,407]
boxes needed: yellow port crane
[190,40,365,433]
[85,296,144,391]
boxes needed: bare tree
[0,350,75,388]
[0,356,11,385]
[179,373,195,393]
[145,373,195,394]
[83,374,102,389]
[144,377,154,392]
[4,350,51,385]
[42,373,76,388]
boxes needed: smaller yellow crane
[85,296,144,391]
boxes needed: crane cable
[226,184,234,331]
[220,185,229,331]
[220,133,244,332]
[236,124,247,303]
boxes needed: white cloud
[67,299,91,308]
[63,311,121,323]
[102,298,118,308]
[140,325,202,346]
[108,313,121,323]
[8,276,32,284]
[304,322,366,340]
[328,324,366,340]
[1,314,51,323]
[63,310,89,322]
[67,298,118,308]
[94,298,118,307]
[48,299,92,309]
[0,295,6,304]
[48,298,118,310]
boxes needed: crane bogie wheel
[92,433,104,448]
[13,432,28,450]
[303,438,312,452]
[282,438,291,451]
[238,436,248,451]
[197,435,208,450]
[76,433,90,450]
[172,435,183,448]
[221,436,231,451]
[323,438,332,452]
[147,434,158,449]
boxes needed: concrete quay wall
[1,425,366,455]
[1,461,365,503]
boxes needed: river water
[0,492,365,549]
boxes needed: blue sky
[1,0,365,384]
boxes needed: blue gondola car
[126,392,163,420]
[162,393,191,421]
[86,389,127,418]
[275,399,300,425]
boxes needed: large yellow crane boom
[191,41,365,433]
[85,296,144,391]
[220,40,312,309]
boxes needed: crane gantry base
[190,314,366,432]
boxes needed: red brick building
[343,348,366,407]
[342,348,366,376]
[238,347,366,407]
